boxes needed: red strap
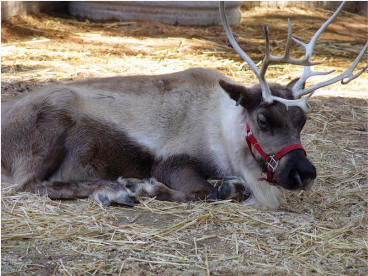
[274,144,306,160]
[246,133,269,160]
[245,124,254,158]
[246,123,270,161]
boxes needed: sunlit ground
[2,6,367,98]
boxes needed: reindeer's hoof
[116,177,144,202]
[96,193,111,206]
[217,176,251,201]
[118,177,162,199]
[91,183,137,207]
[112,192,135,207]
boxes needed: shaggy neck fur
[217,97,282,209]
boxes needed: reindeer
[1,2,367,209]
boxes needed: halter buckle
[266,155,279,172]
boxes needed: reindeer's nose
[277,150,316,190]
[290,151,316,190]
[289,163,316,190]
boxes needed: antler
[219,1,368,111]
[219,2,308,110]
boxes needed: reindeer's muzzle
[274,149,316,190]
[245,122,316,190]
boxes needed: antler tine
[295,41,368,97]
[260,25,272,79]
[341,44,368,84]
[304,1,346,59]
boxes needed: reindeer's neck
[212,98,281,208]
[207,96,249,176]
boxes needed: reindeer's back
[64,67,228,158]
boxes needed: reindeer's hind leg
[28,179,137,207]
[4,124,188,206]
[1,88,135,206]
[3,125,136,206]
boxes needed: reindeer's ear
[286,78,306,91]
[219,80,261,110]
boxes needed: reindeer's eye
[257,113,268,130]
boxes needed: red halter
[245,122,306,182]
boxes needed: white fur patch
[216,96,282,209]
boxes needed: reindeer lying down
[2,2,367,209]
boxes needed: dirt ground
[1,4,368,275]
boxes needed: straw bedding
[1,4,367,275]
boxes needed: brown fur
[152,154,218,200]
[1,68,316,208]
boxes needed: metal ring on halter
[266,155,279,172]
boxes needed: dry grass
[1,4,368,275]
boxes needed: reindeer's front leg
[152,154,218,201]
[210,176,251,202]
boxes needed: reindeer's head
[219,1,367,190]
[220,79,316,190]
